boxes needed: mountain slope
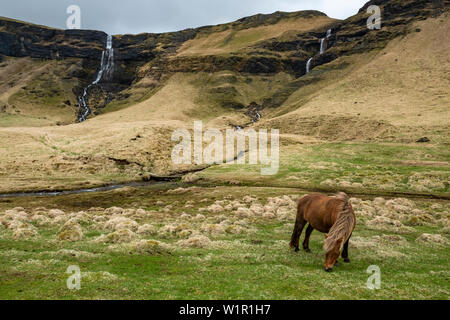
[0,0,449,193]
[257,14,450,142]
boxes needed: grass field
[0,185,448,300]
[199,141,450,197]
[0,6,449,301]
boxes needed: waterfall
[92,35,114,85]
[320,38,325,54]
[320,30,332,55]
[78,34,114,122]
[306,58,313,73]
[305,29,332,74]
[104,35,114,80]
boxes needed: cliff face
[255,0,449,74]
[0,0,448,122]
[0,18,106,59]
[1,0,448,68]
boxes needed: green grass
[0,113,54,127]
[200,142,450,197]
[0,185,448,300]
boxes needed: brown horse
[290,192,356,272]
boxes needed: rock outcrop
[0,0,448,120]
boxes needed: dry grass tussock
[0,207,38,239]
[350,235,409,258]
[39,249,97,259]
[0,206,164,243]
[108,239,172,255]
[351,235,407,249]
[136,224,157,236]
[82,271,118,282]
[103,216,139,232]
[182,173,201,183]
[0,207,163,243]
[1,195,448,259]
[350,197,448,232]
[57,218,83,241]
[416,234,449,246]
[177,235,212,249]
[94,229,137,244]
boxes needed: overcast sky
[1,0,368,35]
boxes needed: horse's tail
[323,193,355,253]
[290,197,306,249]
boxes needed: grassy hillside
[178,12,335,56]
[260,15,450,143]
[0,57,80,126]
[0,7,448,196]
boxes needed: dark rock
[0,19,106,59]
[416,137,431,143]
[222,101,245,109]
[242,56,282,74]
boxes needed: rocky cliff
[0,0,449,121]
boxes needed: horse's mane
[334,192,349,202]
[323,193,355,253]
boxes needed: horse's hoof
[344,258,351,263]
[325,268,333,273]
[304,248,311,253]
[295,247,300,253]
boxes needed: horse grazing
[290,192,356,272]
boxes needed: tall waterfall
[320,38,326,54]
[78,34,114,122]
[306,29,332,74]
[319,30,332,55]
[306,58,313,73]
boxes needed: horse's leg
[290,198,309,252]
[291,218,306,252]
[290,216,307,253]
[302,225,314,253]
[342,235,351,263]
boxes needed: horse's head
[324,239,343,272]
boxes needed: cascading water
[78,35,114,122]
[319,29,332,55]
[306,58,313,73]
[306,29,332,74]
[320,38,326,54]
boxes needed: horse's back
[298,193,345,233]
